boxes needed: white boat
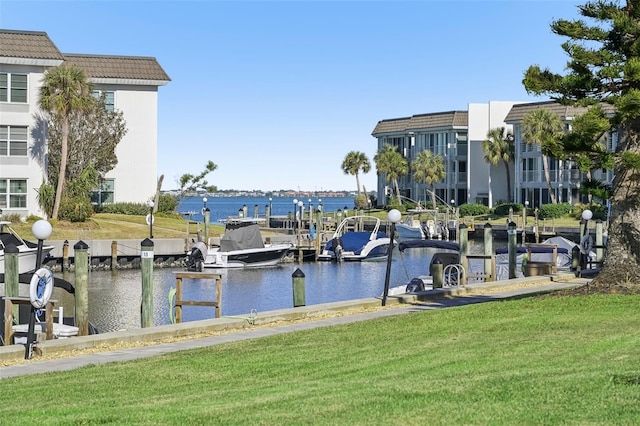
[494,236,595,280]
[387,239,462,294]
[0,221,54,274]
[185,218,292,269]
[317,215,392,262]
[395,218,449,241]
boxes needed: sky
[1,0,582,192]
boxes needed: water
[52,242,493,333]
[178,196,359,224]
[42,197,496,333]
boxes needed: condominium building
[372,101,520,207]
[0,29,170,218]
[373,100,616,208]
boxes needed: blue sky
[1,0,580,192]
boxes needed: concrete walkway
[0,274,589,379]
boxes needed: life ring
[29,268,54,309]
[580,235,594,255]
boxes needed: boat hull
[203,245,291,268]
[0,246,53,274]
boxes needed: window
[0,73,27,103]
[92,90,115,112]
[91,179,115,205]
[0,125,28,156]
[0,179,27,208]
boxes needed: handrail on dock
[173,272,222,322]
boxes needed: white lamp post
[28,219,52,359]
[382,209,402,306]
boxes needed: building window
[0,73,28,103]
[0,179,27,208]
[0,125,28,156]
[92,90,115,112]
[91,179,115,206]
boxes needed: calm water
[40,196,492,334]
[49,242,492,333]
[178,196,361,224]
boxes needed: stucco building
[0,29,170,218]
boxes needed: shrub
[0,213,23,223]
[574,203,608,221]
[59,196,94,222]
[494,203,523,216]
[101,202,150,215]
[458,203,490,216]
[157,194,178,213]
[538,202,573,219]
[354,194,369,210]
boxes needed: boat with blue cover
[317,215,392,262]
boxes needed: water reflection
[55,241,493,333]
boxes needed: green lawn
[1,294,639,424]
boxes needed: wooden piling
[141,238,154,328]
[4,244,19,321]
[484,223,493,279]
[74,241,90,336]
[111,240,118,270]
[62,240,69,272]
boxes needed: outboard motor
[186,241,207,271]
[330,237,344,262]
[405,277,425,293]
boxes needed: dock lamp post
[382,209,402,306]
[147,201,154,239]
[580,209,594,269]
[297,200,304,263]
[269,197,273,212]
[343,206,348,218]
[26,219,52,359]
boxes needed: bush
[59,196,94,222]
[0,213,23,223]
[494,203,523,216]
[157,194,178,213]
[458,203,490,217]
[100,202,150,215]
[354,194,369,210]
[574,203,608,221]
[538,202,573,219]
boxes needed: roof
[0,29,64,60]
[504,100,614,122]
[63,54,171,83]
[0,29,170,83]
[372,111,468,135]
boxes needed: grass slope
[0,294,639,424]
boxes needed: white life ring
[580,235,594,255]
[29,268,54,309]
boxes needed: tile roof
[372,111,468,135]
[0,29,170,83]
[63,54,171,82]
[0,29,64,60]
[504,100,614,122]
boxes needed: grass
[0,294,639,424]
[5,211,583,242]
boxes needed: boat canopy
[398,239,460,252]
[220,224,265,252]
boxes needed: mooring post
[292,268,306,307]
[141,238,154,328]
[111,240,118,270]
[4,244,19,322]
[62,240,69,272]
[431,257,444,288]
[484,223,493,280]
[265,204,270,226]
[204,207,210,246]
[508,221,517,279]
[254,204,259,218]
[74,241,90,336]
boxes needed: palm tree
[521,108,564,204]
[482,127,515,203]
[39,65,94,219]
[374,144,408,205]
[412,150,445,209]
[341,151,371,196]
